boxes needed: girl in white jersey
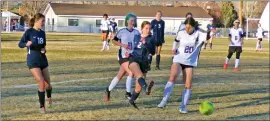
[256,23,264,51]
[223,20,244,72]
[100,14,110,51]
[157,18,206,113]
[105,13,139,102]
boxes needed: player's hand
[26,41,32,47]
[172,49,177,55]
[122,44,130,50]
[41,48,46,54]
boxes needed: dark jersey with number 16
[18,28,48,69]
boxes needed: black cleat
[105,88,110,102]
[129,100,139,110]
[146,80,155,95]
[125,92,132,100]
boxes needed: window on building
[47,18,50,25]
[52,18,55,25]
[96,20,101,27]
[118,20,125,27]
[68,19,79,26]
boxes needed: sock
[108,39,110,44]
[138,77,147,92]
[210,43,212,48]
[108,76,119,91]
[130,90,140,102]
[102,41,106,49]
[38,91,45,108]
[180,88,191,108]
[46,88,52,98]
[126,76,133,93]
[256,42,259,50]
[156,55,160,67]
[235,59,240,68]
[225,57,230,64]
[149,55,152,64]
[204,43,207,48]
[162,81,174,102]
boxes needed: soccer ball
[199,101,214,115]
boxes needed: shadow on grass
[227,112,270,120]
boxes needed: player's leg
[158,63,180,108]
[179,66,193,113]
[30,68,46,113]
[203,40,208,49]
[234,47,242,71]
[209,36,213,49]
[108,32,112,46]
[101,32,106,51]
[128,62,146,109]
[41,67,52,108]
[259,38,263,51]
[105,66,126,102]
[155,45,162,70]
[224,47,234,70]
[106,31,110,50]
[122,61,134,99]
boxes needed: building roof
[48,3,212,18]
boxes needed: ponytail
[29,18,35,28]
[28,13,45,28]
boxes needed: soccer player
[100,14,110,51]
[223,20,244,71]
[203,20,216,49]
[128,21,155,109]
[108,18,118,46]
[157,17,206,113]
[256,23,264,52]
[18,13,52,113]
[104,13,140,102]
[178,12,193,31]
[151,11,165,70]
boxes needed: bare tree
[20,0,48,18]
[243,1,266,18]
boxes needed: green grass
[1,32,269,120]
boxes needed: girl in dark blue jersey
[128,21,155,109]
[18,13,52,113]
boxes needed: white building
[43,3,212,33]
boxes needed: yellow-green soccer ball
[199,101,214,115]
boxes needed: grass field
[1,32,269,120]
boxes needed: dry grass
[1,33,269,120]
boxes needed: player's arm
[172,31,181,54]
[144,37,156,55]
[240,29,244,45]
[41,32,46,54]
[228,29,232,42]
[18,30,30,48]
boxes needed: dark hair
[141,21,151,29]
[125,13,137,27]
[185,12,193,17]
[184,17,198,27]
[157,10,162,14]
[29,13,45,28]
[103,14,108,17]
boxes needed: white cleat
[39,107,46,114]
[47,98,52,108]
[179,107,188,114]
[157,100,167,108]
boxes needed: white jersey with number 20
[173,30,206,67]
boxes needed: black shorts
[129,57,150,73]
[28,61,49,70]
[118,58,129,65]
[180,64,193,70]
[102,30,109,33]
[258,38,262,41]
[229,46,242,53]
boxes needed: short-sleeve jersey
[114,28,141,59]
[101,19,110,31]
[151,19,165,43]
[229,27,243,46]
[256,27,264,38]
[173,30,206,67]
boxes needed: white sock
[126,76,133,93]
[108,76,119,91]
[225,57,230,64]
[162,81,174,102]
[180,88,191,108]
[256,42,260,50]
[106,41,110,50]
[235,59,240,68]
[102,41,106,50]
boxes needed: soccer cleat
[234,68,239,71]
[125,92,132,100]
[146,80,155,95]
[101,49,105,52]
[39,106,46,114]
[179,107,188,114]
[223,63,228,70]
[155,66,161,70]
[157,100,167,108]
[129,100,139,110]
[105,88,110,102]
[47,98,52,108]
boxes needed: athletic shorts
[180,64,193,70]
[258,38,262,41]
[229,46,242,53]
[101,30,109,40]
[129,57,150,73]
[118,58,129,65]
[27,61,49,70]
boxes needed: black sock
[149,56,152,65]
[38,91,45,108]
[46,88,52,98]
[204,43,208,48]
[108,39,110,44]
[210,43,212,48]
[138,77,147,92]
[130,91,140,102]
[156,55,160,67]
